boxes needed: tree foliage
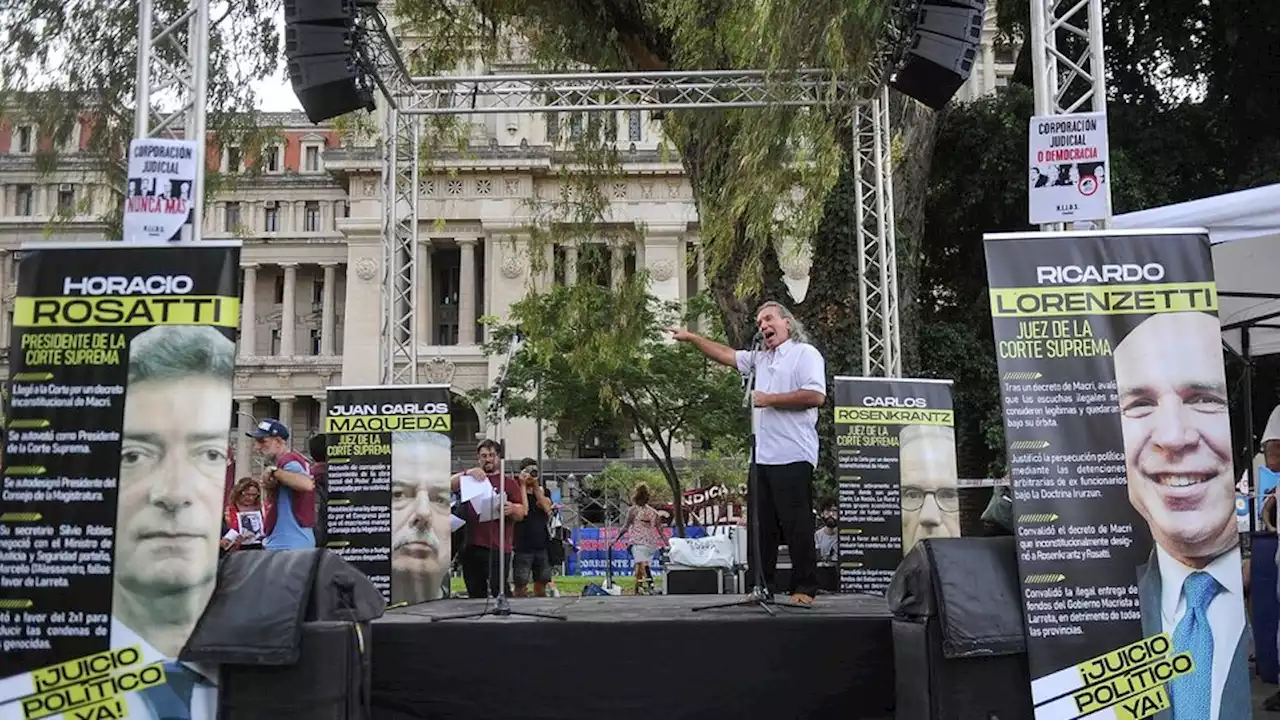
[0,0,284,236]
[477,278,747,532]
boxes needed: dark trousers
[461,544,512,598]
[749,461,819,596]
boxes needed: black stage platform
[369,594,895,720]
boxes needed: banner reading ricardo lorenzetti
[324,386,452,607]
[985,229,1249,720]
[833,376,957,594]
[0,240,240,720]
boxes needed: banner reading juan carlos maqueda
[984,229,1249,720]
[0,240,241,720]
[833,376,958,594]
[324,385,452,608]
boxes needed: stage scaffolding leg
[855,89,900,379]
[381,105,420,385]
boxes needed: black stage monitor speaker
[288,53,375,124]
[889,1,986,111]
[887,537,1034,720]
[284,0,357,26]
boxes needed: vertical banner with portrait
[833,376,957,594]
[985,229,1250,720]
[324,385,453,607]
[0,240,240,720]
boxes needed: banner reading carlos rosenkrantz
[0,240,241,720]
[324,385,453,608]
[984,229,1249,720]
[833,376,958,594]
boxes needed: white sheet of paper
[470,491,503,522]
[450,515,466,532]
[460,474,489,503]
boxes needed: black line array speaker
[887,537,1034,720]
[889,0,987,111]
[284,0,375,123]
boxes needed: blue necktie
[137,662,201,720]
[1168,572,1220,720]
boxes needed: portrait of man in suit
[1114,310,1248,720]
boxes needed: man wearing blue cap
[247,418,317,550]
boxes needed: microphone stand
[433,332,565,622]
[694,333,810,616]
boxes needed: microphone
[752,329,764,347]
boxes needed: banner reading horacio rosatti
[985,229,1249,720]
[324,385,452,608]
[833,376,957,594]
[0,241,241,720]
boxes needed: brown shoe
[790,593,814,605]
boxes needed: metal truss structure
[356,10,903,385]
[1029,0,1111,231]
[854,88,901,378]
[134,0,210,241]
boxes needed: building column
[320,262,337,355]
[321,201,333,233]
[564,243,578,285]
[314,394,328,419]
[611,244,624,289]
[240,263,258,357]
[276,396,295,435]
[280,263,297,357]
[215,202,227,233]
[458,238,477,345]
[236,398,255,477]
[982,39,995,95]
[416,240,434,346]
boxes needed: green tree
[0,0,284,235]
[478,280,747,534]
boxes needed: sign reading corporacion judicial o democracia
[985,229,1250,720]
[324,386,453,608]
[833,376,957,594]
[0,240,241,720]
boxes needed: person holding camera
[513,458,556,597]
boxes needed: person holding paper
[220,476,264,552]
[246,418,317,550]
[1114,311,1248,720]
[449,439,527,598]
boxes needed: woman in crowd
[221,476,265,552]
[617,483,666,595]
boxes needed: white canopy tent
[1111,182,1280,358]
[1111,183,1280,501]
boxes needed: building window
[15,185,32,216]
[14,125,34,154]
[628,111,642,142]
[226,146,243,173]
[270,328,281,355]
[263,204,278,232]
[310,328,322,355]
[56,185,75,215]
[303,145,321,172]
[263,146,281,173]
[339,200,349,218]
[274,275,285,304]
[303,201,320,232]
[225,202,241,232]
[312,276,325,305]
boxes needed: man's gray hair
[899,424,956,451]
[128,325,235,383]
[391,431,452,449]
[755,301,810,344]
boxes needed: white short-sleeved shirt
[735,339,826,466]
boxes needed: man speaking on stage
[671,301,827,605]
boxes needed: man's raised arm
[668,327,738,368]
